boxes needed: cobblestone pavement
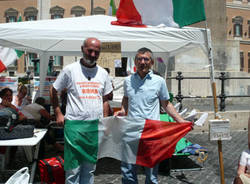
[94,131,247,184]
[0,131,247,184]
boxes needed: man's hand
[1,100,17,110]
[114,109,126,116]
[114,97,128,116]
[50,86,64,126]
[55,111,65,126]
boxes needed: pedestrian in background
[115,47,187,184]
[50,37,113,184]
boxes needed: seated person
[234,149,250,184]
[21,97,54,127]
[0,87,26,121]
[234,117,250,184]
[22,97,63,154]
[12,83,31,110]
[0,87,27,168]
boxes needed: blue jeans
[121,162,158,184]
[65,161,96,184]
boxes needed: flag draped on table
[0,15,24,72]
[108,0,117,16]
[64,116,192,170]
[111,0,206,27]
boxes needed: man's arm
[50,86,64,125]
[39,109,54,121]
[237,164,246,176]
[161,100,186,122]
[103,93,110,117]
[114,96,128,116]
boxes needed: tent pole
[39,52,50,97]
[205,21,225,184]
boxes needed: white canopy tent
[0,15,213,96]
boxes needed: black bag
[0,107,19,132]
[0,107,34,140]
[0,124,34,140]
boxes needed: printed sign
[98,42,121,76]
[0,76,18,95]
[209,119,231,141]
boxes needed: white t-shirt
[21,103,45,121]
[53,61,113,121]
[239,149,250,174]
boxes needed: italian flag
[0,46,23,72]
[64,116,192,170]
[0,15,24,72]
[111,0,206,27]
[108,0,117,16]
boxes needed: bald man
[50,37,113,184]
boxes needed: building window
[24,7,38,21]
[93,7,105,15]
[50,6,64,19]
[233,16,243,37]
[5,8,18,22]
[248,52,250,73]
[234,24,242,37]
[240,52,244,71]
[28,53,37,66]
[71,6,86,17]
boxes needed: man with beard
[50,37,113,184]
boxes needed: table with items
[0,129,47,183]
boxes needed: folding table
[0,129,47,183]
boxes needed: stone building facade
[226,0,250,73]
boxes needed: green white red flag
[0,15,24,72]
[0,47,20,72]
[111,0,206,27]
[64,116,192,170]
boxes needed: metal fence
[167,72,250,112]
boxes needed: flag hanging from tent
[64,116,192,170]
[109,0,117,16]
[0,15,24,72]
[0,47,20,72]
[111,0,206,27]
